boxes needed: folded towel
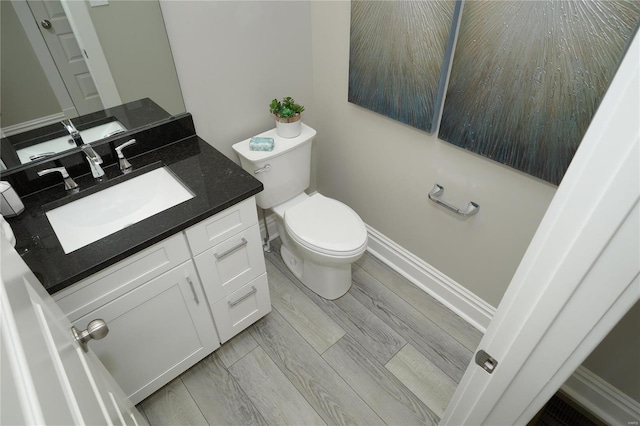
[249,137,274,151]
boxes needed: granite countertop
[6,136,263,294]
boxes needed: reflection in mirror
[16,119,125,164]
[1,98,172,173]
[0,0,185,172]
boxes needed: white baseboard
[364,224,495,333]
[2,112,67,136]
[259,212,638,423]
[562,366,640,425]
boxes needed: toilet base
[280,244,352,300]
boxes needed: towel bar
[428,184,479,217]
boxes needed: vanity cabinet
[54,233,219,404]
[53,196,270,404]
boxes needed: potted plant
[269,96,305,138]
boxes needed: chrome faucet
[38,166,79,192]
[60,119,104,180]
[81,144,105,180]
[62,119,84,146]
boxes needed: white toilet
[232,124,367,300]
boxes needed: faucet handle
[115,139,136,157]
[38,166,70,178]
[115,139,136,173]
[38,167,79,192]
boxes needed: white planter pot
[275,115,302,138]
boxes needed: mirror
[1,0,185,173]
[1,98,174,172]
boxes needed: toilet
[232,124,367,299]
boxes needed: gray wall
[1,1,61,128]
[159,1,314,163]
[583,300,640,401]
[312,1,557,308]
[1,0,184,129]
[160,0,638,404]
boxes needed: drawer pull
[186,276,200,304]
[214,238,248,261]
[228,286,257,307]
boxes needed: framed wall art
[438,1,640,184]
[349,0,460,133]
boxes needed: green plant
[269,97,305,118]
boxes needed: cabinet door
[194,224,266,303]
[1,237,145,425]
[70,261,219,405]
[54,233,191,320]
[211,273,271,343]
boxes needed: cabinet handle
[228,286,257,307]
[214,238,248,261]
[186,276,200,304]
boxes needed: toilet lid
[284,194,367,256]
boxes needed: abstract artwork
[348,0,458,133]
[438,1,640,184]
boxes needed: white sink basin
[16,121,126,164]
[46,167,193,254]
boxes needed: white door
[441,31,640,425]
[0,237,146,425]
[26,0,104,115]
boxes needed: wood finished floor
[138,239,483,426]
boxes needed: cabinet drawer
[184,197,258,256]
[194,224,266,303]
[71,261,219,404]
[211,273,271,343]
[54,233,191,321]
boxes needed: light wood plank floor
[138,239,483,426]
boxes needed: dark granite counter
[6,136,263,294]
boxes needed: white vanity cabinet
[52,196,270,405]
[53,233,219,405]
[185,197,271,343]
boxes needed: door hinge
[84,49,89,59]
[475,349,498,374]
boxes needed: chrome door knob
[40,19,52,29]
[71,319,109,352]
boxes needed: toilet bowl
[232,124,368,299]
[273,193,368,299]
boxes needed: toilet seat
[284,194,367,257]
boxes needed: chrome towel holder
[428,184,479,218]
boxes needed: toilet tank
[232,124,317,209]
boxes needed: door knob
[71,319,109,352]
[40,19,52,29]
